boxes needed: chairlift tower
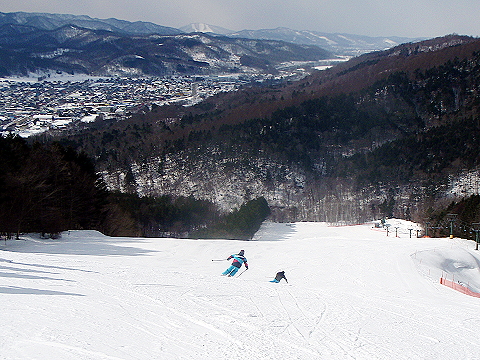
[385,224,391,236]
[472,223,480,250]
[424,221,431,237]
[446,213,457,239]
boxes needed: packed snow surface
[1,219,480,359]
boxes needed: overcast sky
[1,0,479,38]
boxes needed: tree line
[0,135,107,238]
[0,135,270,240]
[421,194,480,239]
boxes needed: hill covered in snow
[1,12,420,57]
[1,220,480,359]
[227,27,422,56]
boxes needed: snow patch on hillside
[448,168,480,197]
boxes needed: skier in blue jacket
[222,250,248,277]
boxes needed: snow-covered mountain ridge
[185,24,423,56]
[180,23,232,35]
[1,12,422,57]
[0,23,332,77]
[0,11,182,35]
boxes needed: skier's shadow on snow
[0,264,77,281]
[0,258,96,273]
[0,258,93,295]
[2,233,156,257]
[0,285,84,296]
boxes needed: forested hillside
[0,136,106,237]
[47,35,480,226]
[0,136,269,238]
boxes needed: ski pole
[211,259,227,261]
[237,268,248,277]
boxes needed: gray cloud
[1,0,478,38]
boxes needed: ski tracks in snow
[87,276,246,359]
[267,285,398,360]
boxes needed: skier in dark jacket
[270,271,288,283]
[222,250,248,277]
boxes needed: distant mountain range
[226,28,424,56]
[1,12,422,58]
[0,22,332,77]
[0,11,182,35]
[178,23,423,56]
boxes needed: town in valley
[0,73,263,138]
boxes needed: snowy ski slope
[1,220,480,359]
